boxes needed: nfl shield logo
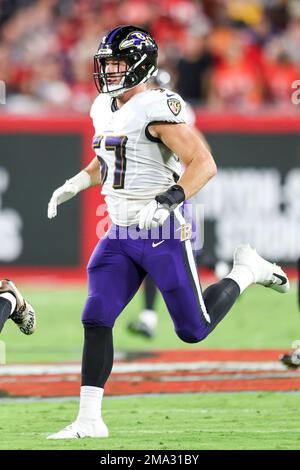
[167,98,181,116]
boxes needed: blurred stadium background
[0,0,300,450]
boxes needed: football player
[47,25,290,439]
[0,279,36,335]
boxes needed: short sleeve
[147,90,187,124]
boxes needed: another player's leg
[280,256,300,368]
[127,275,158,338]
[0,279,36,335]
[47,234,146,439]
[0,288,16,333]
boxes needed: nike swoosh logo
[166,93,175,97]
[152,240,165,248]
[272,273,287,285]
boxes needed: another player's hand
[138,200,170,230]
[47,182,79,219]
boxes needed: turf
[1,284,299,451]
[1,284,298,363]
[0,393,300,450]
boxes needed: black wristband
[155,184,185,211]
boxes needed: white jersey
[90,88,187,226]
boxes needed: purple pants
[82,211,211,343]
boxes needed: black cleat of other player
[279,349,300,369]
[127,321,155,339]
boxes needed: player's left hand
[138,200,170,230]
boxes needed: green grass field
[2,283,299,363]
[0,283,299,450]
[1,393,300,450]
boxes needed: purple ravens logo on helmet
[119,31,156,50]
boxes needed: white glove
[47,171,91,219]
[138,200,170,230]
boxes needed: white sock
[0,293,16,315]
[226,265,255,294]
[77,386,104,422]
[139,309,158,329]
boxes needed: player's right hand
[47,182,78,219]
[138,200,170,230]
[48,171,91,219]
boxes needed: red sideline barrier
[0,113,299,283]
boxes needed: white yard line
[0,361,289,376]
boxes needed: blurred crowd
[0,0,299,114]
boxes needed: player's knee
[82,318,112,328]
[82,295,115,328]
[82,312,113,328]
[175,327,208,344]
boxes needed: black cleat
[279,349,300,369]
[127,320,155,339]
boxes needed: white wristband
[66,171,92,193]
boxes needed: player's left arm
[138,122,216,230]
[150,122,217,199]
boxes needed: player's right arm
[47,156,100,219]
[84,156,102,186]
